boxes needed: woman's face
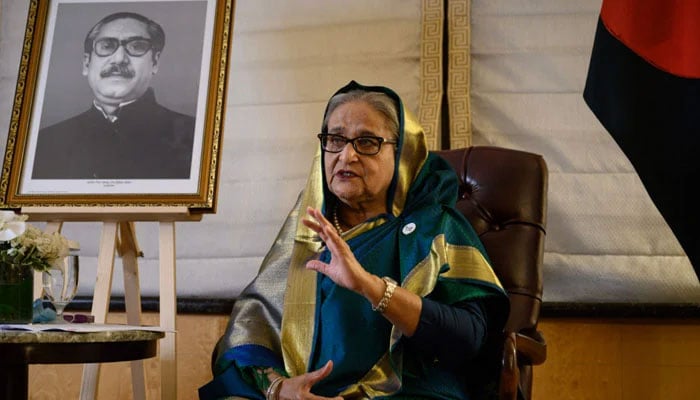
[324,100,396,214]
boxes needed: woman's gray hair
[322,90,399,138]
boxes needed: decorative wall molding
[419,0,444,151]
[447,0,471,148]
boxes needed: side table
[0,327,164,399]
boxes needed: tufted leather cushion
[433,146,548,399]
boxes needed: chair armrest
[515,331,547,365]
[499,330,547,400]
[499,332,519,400]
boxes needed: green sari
[200,81,508,400]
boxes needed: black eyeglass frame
[317,133,398,156]
[93,37,153,57]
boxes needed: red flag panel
[601,0,700,78]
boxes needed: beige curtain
[0,0,696,303]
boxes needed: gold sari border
[443,242,502,287]
[338,352,402,399]
[281,150,324,376]
[393,111,428,216]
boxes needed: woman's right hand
[303,207,373,293]
[277,360,343,400]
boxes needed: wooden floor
[25,313,700,399]
[534,318,700,400]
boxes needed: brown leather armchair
[434,146,548,400]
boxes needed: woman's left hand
[302,207,372,293]
[277,360,343,400]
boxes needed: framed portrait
[0,0,234,212]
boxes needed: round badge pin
[402,222,416,235]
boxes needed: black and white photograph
[1,0,232,209]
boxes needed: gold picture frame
[1,0,234,212]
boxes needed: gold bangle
[266,376,284,400]
[372,276,397,313]
[271,377,284,400]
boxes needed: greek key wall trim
[419,0,444,151]
[447,0,472,148]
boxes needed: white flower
[1,215,76,274]
[13,225,70,261]
[0,210,27,241]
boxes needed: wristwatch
[372,276,397,313]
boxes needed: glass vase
[0,265,34,323]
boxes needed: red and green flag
[584,0,700,278]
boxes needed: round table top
[0,325,164,365]
[0,326,164,343]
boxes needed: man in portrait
[32,12,195,180]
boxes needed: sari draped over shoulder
[200,81,509,400]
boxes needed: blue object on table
[31,299,56,323]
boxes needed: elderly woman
[199,81,508,400]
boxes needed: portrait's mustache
[100,64,134,78]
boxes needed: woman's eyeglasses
[93,37,153,57]
[317,133,397,156]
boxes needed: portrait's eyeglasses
[93,37,153,57]
[317,133,397,156]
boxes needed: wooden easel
[25,206,202,400]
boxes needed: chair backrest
[433,146,548,399]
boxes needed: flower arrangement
[0,211,72,281]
